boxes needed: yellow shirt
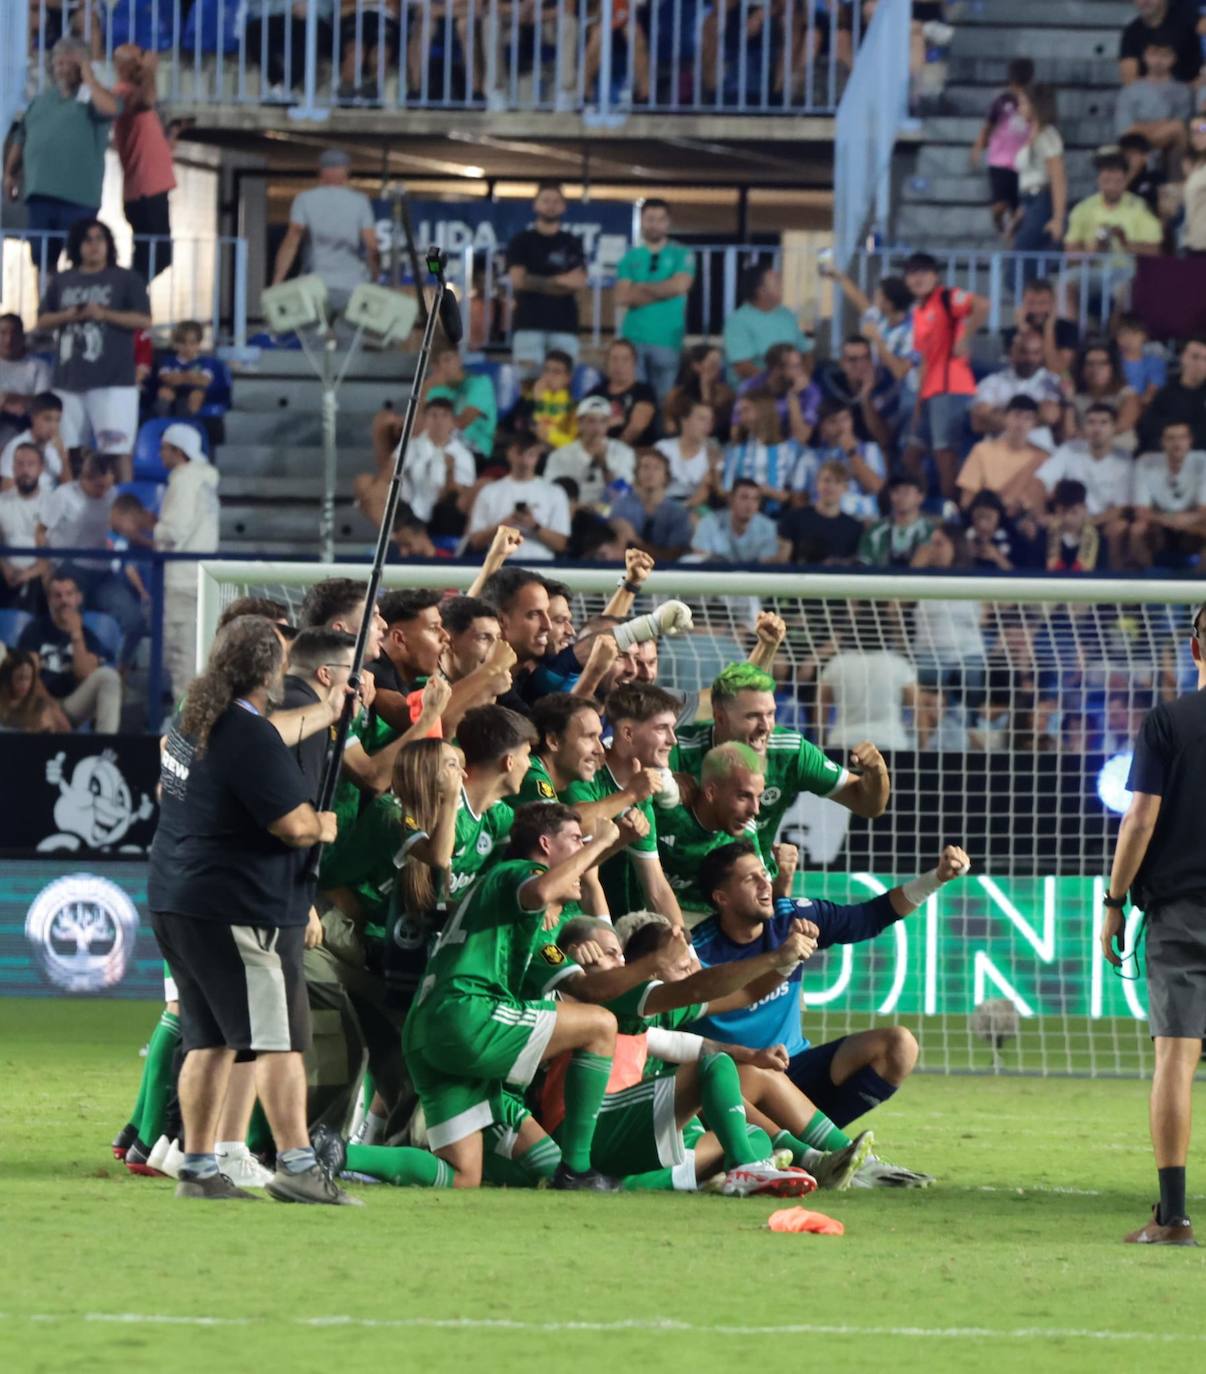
[1064,192,1161,255]
[531,385,576,449]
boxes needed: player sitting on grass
[691,840,973,1186]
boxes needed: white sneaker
[809,1131,876,1192]
[217,1144,275,1189]
[147,1134,172,1174]
[553,89,576,113]
[922,19,954,45]
[851,1153,936,1188]
[720,1159,817,1198]
[161,1139,187,1181]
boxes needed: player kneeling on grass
[690,840,972,1187]
[542,917,821,1196]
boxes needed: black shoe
[125,1137,158,1175]
[112,1122,139,1160]
[551,1163,619,1192]
[176,1172,258,1201]
[266,1163,364,1206]
[310,1125,348,1179]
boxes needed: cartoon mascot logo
[39,750,154,853]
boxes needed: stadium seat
[82,611,124,664]
[118,480,166,517]
[182,0,243,55]
[469,360,519,418]
[198,357,234,419]
[571,363,602,400]
[0,607,32,647]
[133,418,209,482]
[105,0,174,51]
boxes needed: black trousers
[124,192,173,282]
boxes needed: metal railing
[27,0,857,115]
[0,230,248,347]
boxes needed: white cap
[161,423,204,463]
[576,396,612,419]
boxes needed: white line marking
[0,1314,1202,1343]
[976,1186,1103,1197]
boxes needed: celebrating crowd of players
[114,529,971,1204]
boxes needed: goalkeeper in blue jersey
[690,838,971,1187]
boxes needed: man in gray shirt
[1114,38,1193,145]
[271,149,380,313]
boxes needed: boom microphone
[426,246,463,344]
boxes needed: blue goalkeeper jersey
[690,893,899,1055]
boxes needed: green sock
[801,1110,853,1153]
[622,1168,676,1191]
[747,1125,773,1159]
[483,1134,562,1188]
[345,1143,454,1188]
[246,1101,274,1156]
[126,1028,152,1131]
[772,1129,813,1165]
[560,1050,613,1172]
[698,1051,758,1169]
[135,1011,180,1145]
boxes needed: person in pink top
[970,58,1034,234]
[112,45,177,283]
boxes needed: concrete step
[902,168,1095,205]
[945,55,1119,87]
[223,409,378,447]
[921,113,1120,150]
[950,25,1120,63]
[219,475,358,500]
[958,0,1134,26]
[220,501,373,545]
[915,138,1098,179]
[231,376,406,414]
[218,442,370,480]
[941,83,1119,122]
[232,347,416,382]
[895,202,1009,243]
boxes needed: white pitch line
[0,1314,1203,1343]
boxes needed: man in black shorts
[149,614,359,1205]
[1104,603,1206,1246]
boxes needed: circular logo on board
[24,873,140,993]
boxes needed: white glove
[653,770,681,810]
[612,599,694,651]
[654,599,694,637]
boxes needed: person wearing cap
[157,423,220,698]
[543,395,636,509]
[1103,603,1206,1247]
[272,149,380,314]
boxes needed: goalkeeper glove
[612,599,694,651]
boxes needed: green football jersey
[324,708,399,863]
[563,759,657,918]
[655,802,760,917]
[318,792,407,935]
[505,753,561,810]
[448,790,515,902]
[670,723,847,860]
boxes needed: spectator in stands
[1115,312,1167,403]
[1118,132,1166,218]
[506,182,587,376]
[111,45,176,283]
[723,394,795,512]
[690,478,789,564]
[552,477,625,561]
[1038,401,1135,565]
[1130,418,1206,566]
[588,339,658,448]
[858,472,933,568]
[466,434,571,561]
[1010,85,1068,254]
[155,321,219,420]
[815,333,893,450]
[722,263,808,384]
[0,649,70,733]
[35,218,151,484]
[970,329,1064,442]
[735,343,821,445]
[1045,479,1104,571]
[424,346,497,461]
[0,392,66,494]
[819,265,918,434]
[663,343,734,441]
[1182,116,1206,254]
[1069,341,1141,450]
[0,315,52,439]
[245,1,333,101]
[1140,335,1206,449]
[779,458,864,565]
[272,149,379,314]
[545,396,636,507]
[957,395,1047,515]
[0,444,49,612]
[387,505,450,563]
[656,399,722,505]
[608,449,695,561]
[3,39,118,259]
[393,397,476,530]
[1000,278,1080,374]
[1064,152,1162,280]
[969,58,1035,234]
[16,571,122,732]
[818,612,922,752]
[1118,0,1201,86]
[964,490,1020,571]
[792,399,886,522]
[909,525,987,711]
[1114,38,1193,153]
[524,350,577,449]
[616,198,695,400]
[903,252,988,499]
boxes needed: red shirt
[113,82,177,201]
[913,286,976,400]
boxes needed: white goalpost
[199,560,1206,1079]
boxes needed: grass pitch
[2,998,1205,1374]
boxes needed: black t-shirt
[148,703,314,927]
[280,676,329,797]
[1119,3,1201,83]
[1000,318,1080,359]
[778,507,863,564]
[17,619,108,699]
[1129,688,1206,907]
[1140,377,1206,450]
[589,379,659,446]
[506,227,586,333]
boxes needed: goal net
[199,560,1202,1079]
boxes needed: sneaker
[147,1134,172,1173]
[809,1131,876,1192]
[217,1143,275,1189]
[310,1124,348,1179]
[263,83,295,105]
[175,1172,258,1201]
[550,1163,620,1192]
[112,1122,138,1161]
[1124,1204,1198,1246]
[921,19,954,45]
[124,1138,162,1177]
[553,89,576,113]
[161,1139,187,1181]
[485,89,508,112]
[720,1159,817,1198]
[266,1163,364,1206]
[851,1154,936,1188]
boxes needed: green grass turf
[3,998,1205,1374]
